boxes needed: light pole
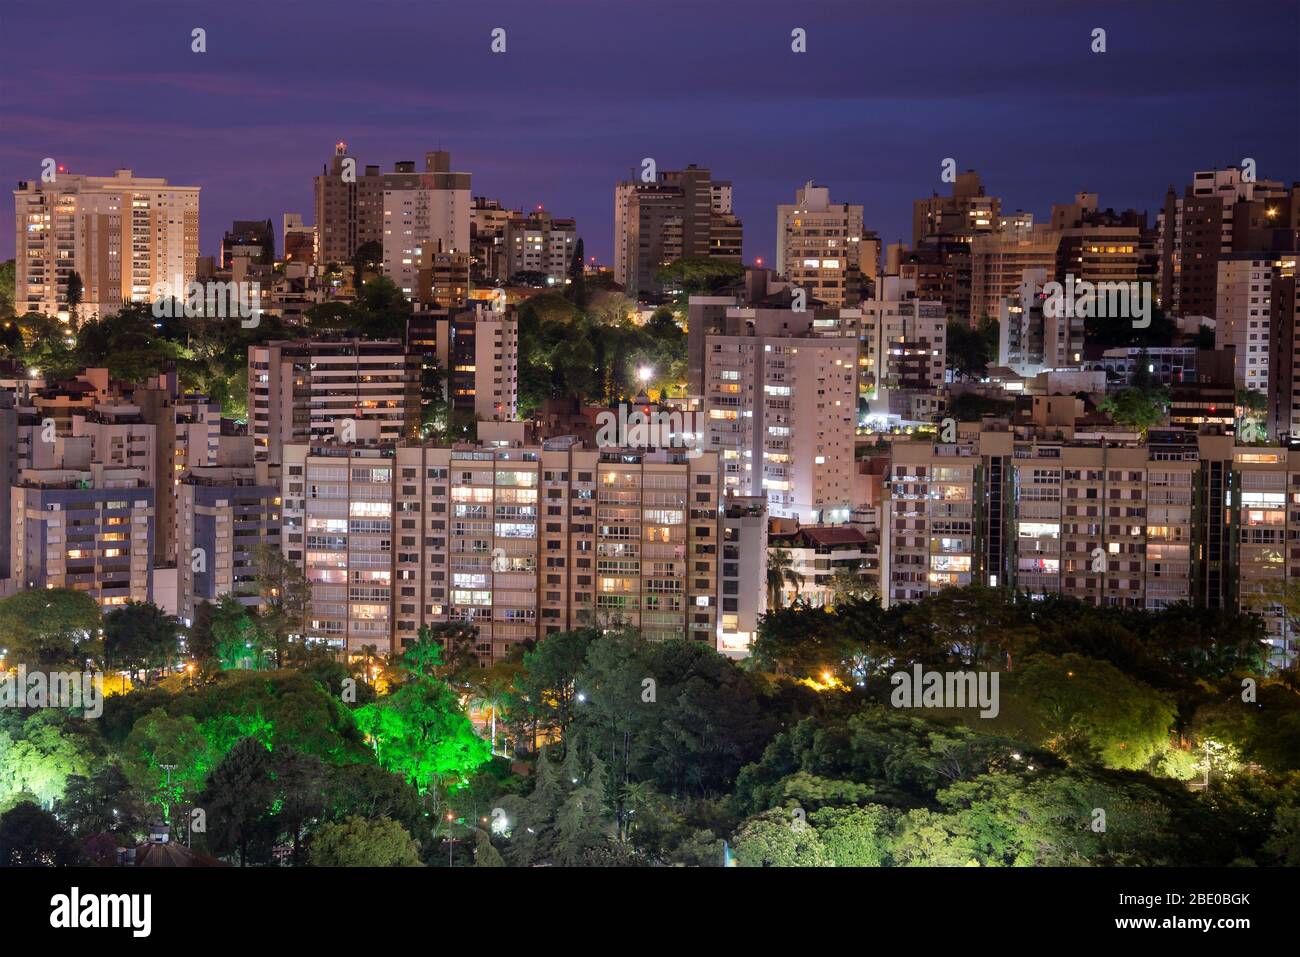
[159,764,177,826]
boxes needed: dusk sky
[2,0,1297,266]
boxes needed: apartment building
[767,524,879,609]
[1157,167,1294,320]
[857,276,948,417]
[719,496,767,659]
[614,165,742,300]
[1216,253,1280,392]
[382,152,472,297]
[14,168,200,320]
[176,445,281,624]
[775,183,880,308]
[406,305,519,423]
[279,442,720,662]
[969,226,1061,325]
[885,424,1299,664]
[1051,194,1144,293]
[470,197,513,283]
[12,433,155,608]
[313,143,384,267]
[505,208,576,284]
[912,170,1000,244]
[1267,255,1300,438]
[283,213,316,267]
[703,315,858,523]
[248,339,420,465]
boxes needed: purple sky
[2,0,1297,267]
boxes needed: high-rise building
[248,339,420,464]
[775,183,880,308]
[1051,194,1144,294]
[279,442,721,660]
[884,424,1298,665]
[969,225,1061,325]
[505,208,576,284]
[1157,167,1293,319]
[1267,255,1300,438]
[176,437,281,624]
[857,276,948,416]
[12,432,155,609]
[614,165,742,300]
[313,143,384,268]
[14,168,200,321]
[719,497,767,659]
[382,152,472,297]
[912,169,1000,245]
[1216,253,1281,392]
[702,309,858,523]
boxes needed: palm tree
[766,548,801,610]
[469,663,519,757]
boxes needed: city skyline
[2,0,1297,265]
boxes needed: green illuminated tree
[353,635,490,793]
[209,593,272,671]
[121,708,215,820]
[0,711,104,810]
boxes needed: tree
[253,544,309,667]
[0,711,105,810]
[468,662,520,756]
[308,815,423,867]
[945,317,998,380]
[351,240,384,294]
[121,709,216,820]
[0,588,101,667]
[766,549,800,610]
[732,809,831,867]
[654,257,744,295]
[199,737,277,866]
[473,827,505,867]
[353,637,491,793]
[514,628,598,745]
[65,271,83,328]
[566,237,586,304]
[1016,652,1178,771]
[209,593,272,671]
[267,747,329,865]
[56,765,150,839]
[103,601,180,683]
[0,801,78,866]
[1099,383,1169,434]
